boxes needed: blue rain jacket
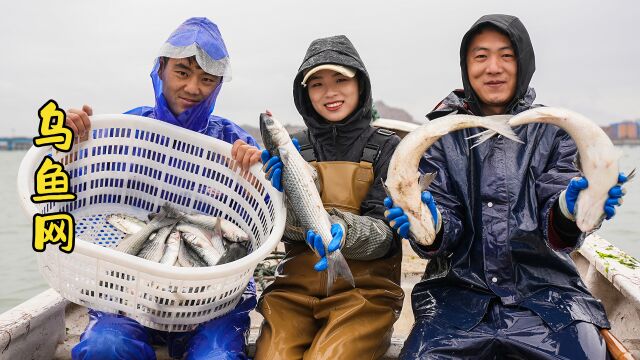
[408,14,609,334]
[72,17,257,360]
[126,17,258,148]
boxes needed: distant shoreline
[1,138,639,151]
[613,139,640,146]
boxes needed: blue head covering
[126,18,259,148]
[148,17,232,132]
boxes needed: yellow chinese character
[33,213,75,253]
[33,100,74,152]
[31,157,77,203]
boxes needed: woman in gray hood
[254,35,404,360]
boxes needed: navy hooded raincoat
[409,15,609,334]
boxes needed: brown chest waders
[255,154,404,360]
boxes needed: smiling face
[466,28,518,115]
[306,69,359,122]
[158,57,221,116]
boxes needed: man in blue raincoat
[66,17,260,360]
[385,14,630,359]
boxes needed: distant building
[0,137,32,150]
[603,120,640,145]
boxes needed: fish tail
[469,116,524,148]
[486,117,523,144]
[467,130,497,148]
[325,250,355,295]
[380,178,392,198]
[465,130,491,140]
[161,202,185,220]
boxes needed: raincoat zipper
[331,125,337,147]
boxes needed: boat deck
[55,241,427,359]
[2,236,639,359]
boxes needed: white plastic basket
[17,114,285,332]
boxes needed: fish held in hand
[260,112,354,291]
[384,114,521,245]
[505,107,634,232]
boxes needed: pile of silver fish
[107,203,250,267]
[259,112,355,293]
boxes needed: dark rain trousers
[400,300,609,360]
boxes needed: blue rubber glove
[384,191,439,239]
[261,138,300,192]
[564,173,629,220]
[305,223,344,272]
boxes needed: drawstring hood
[147,17,232,133]
[293,35,374,161]
[459,14,536,116]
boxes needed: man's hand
[384,191,440,239]
[260,138,300,192]
[66,105,93,142]
[306,223,345,272]
[561,173,630,221]
[231,140,262,171]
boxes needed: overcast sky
[2,0,639,137]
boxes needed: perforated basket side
[17,114,286,331]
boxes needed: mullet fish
[259,112,355,291]
[115,206,176,255]
[500,107,633,232]
[106,202,251,267]
[384,114,521,245]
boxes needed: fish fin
[214,217,225,249]
[573,152,583,174]
[419,172,436,191]
[326,250,355,295]
[155,205,169,220]
[161,202,184,219]
[380,178,392,198]
[215,217,222,236]
[468,130,497,148]
[307,163,322,190]
[148,206,169,221]
[465,130,491,140]
[626,168,636,182]
[484,116,523,145]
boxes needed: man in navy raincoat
[66,17,260,360]
[385,14,629,359]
